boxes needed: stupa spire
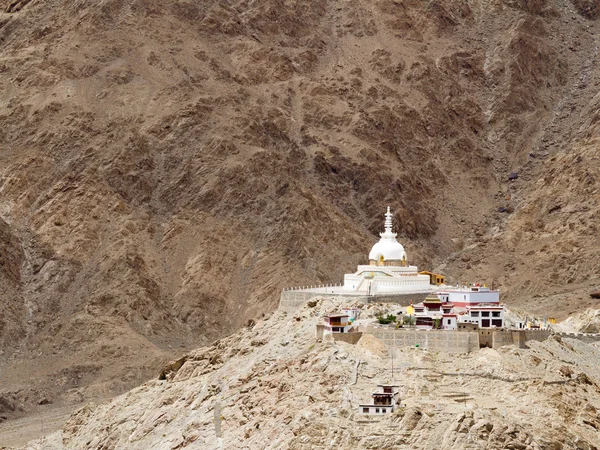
[384,206,393,233]
[381,206,397,238]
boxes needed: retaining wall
[555,332,600,344]
[479,329,493,348]
[278,291,369,313]
[278,290,429,313]
[492,330,514,349]
[512,330,528,349]
[366,327,479,353]
[525,330,551,342]
[332,332,364,345]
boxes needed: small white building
[460,303,505,328]
[442,313,457,330]
[323,314,352,334]
[359,385,400,415]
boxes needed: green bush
[376,314,397,325]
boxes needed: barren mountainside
[19,299,600,449]
[0,0,599,429]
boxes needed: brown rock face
[0,218,25,351]
[570,0,600,19]
[0,0,599,420]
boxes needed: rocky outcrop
[0,218,25,351]
[570,0,600,19]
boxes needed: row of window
[362,407,391,413]
[471,311,501,318]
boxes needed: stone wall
[358,327,555,354]
[492,330,514,349]
[366,327,479,353]
[525,330,551,342]
[512,330,527,349]
[278,291,430,313]
[554,332,600,344]
[332,332,363,345]
[278,291,370,313]
[479,329,493,348]
[490,330,552,349]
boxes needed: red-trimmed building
[436,284,499,308]
[409,286,505,330]
[323,314,353,334]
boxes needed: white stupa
[342,207,434,295]
[368,207,407,265]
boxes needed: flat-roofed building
[323,314,352,334]
[359,385,400,415]
[437,285,499,307]
[463,303,505,328]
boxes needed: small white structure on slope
[359,385,400,415]
[323,314,353,334]
[342,207,434,295]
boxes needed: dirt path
[0,405,79,448]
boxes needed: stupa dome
[368,207,407,263]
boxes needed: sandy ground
[0,405,79,448]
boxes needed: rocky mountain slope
[15,298,600,449]
[1,0,599,425]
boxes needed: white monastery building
[437,285,500,307]
[410,284,505,330]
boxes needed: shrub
[377,314,397,325]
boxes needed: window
[481,319,490,327]
[492,319,502,327]
[376,408,380,413]
[481,311,490,317]
[492,312,500,317]
[471,311,479,317]
[447,319,451,325]
[363,408,369,413]
[464,295,466,300]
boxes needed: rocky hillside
[15,298,600,449]
[1,0,599,421]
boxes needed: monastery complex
[276,208,600,418]
[279,207,560,358]
[280,207,507,333]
